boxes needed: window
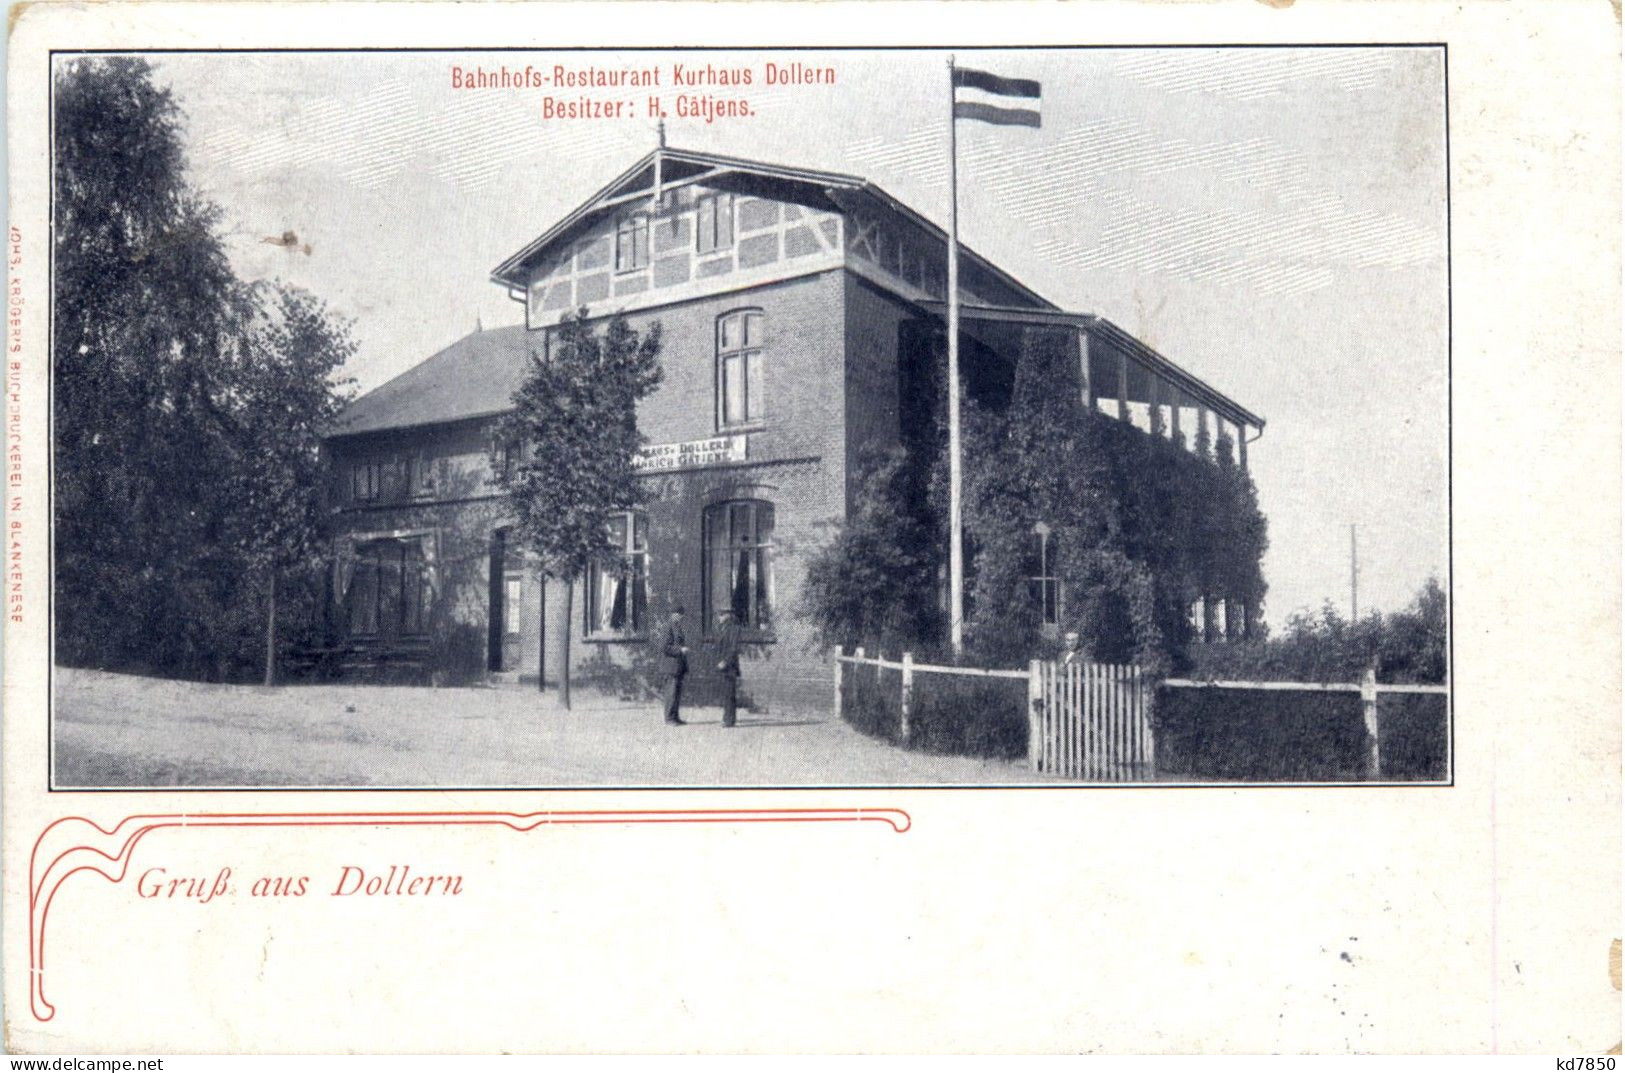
[345,537,432,637]
[615,213,649,272]
[586,512,649,637]
[716,310,764,429]
[1026,523,1061,628]
[704,500,774,634]
[351,462,382,502]
[696,193,734,254]
[504,577,522,636]
[412,454,441,498]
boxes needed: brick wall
[550,270,851,714]
[841,274,919,504]
[324,268,894,714]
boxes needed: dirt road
[51,668,1044,788]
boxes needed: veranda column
[1077,328,1093,410]
[1116,350,1129,422]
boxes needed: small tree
[494,310,662,708]
[228,284,357,684]
[801,446,941,653]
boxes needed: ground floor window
[1026,523,1061,629]
[703,499,774,634]
[344,536,432,637]
[586,512,649,638]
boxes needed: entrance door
[487,531,504,671]
[488,529,522,672]
[502,572,523,670]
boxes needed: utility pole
[946,54,964,657]
[1350,523,1359,622]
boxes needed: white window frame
[716,309,765,431]
[696,192,734,255]
[1029,522,1062,630]
[614,212,650,273]
[585,511,650,640]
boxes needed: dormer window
[615,213,649,272]
[696,193,734,254]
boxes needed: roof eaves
[490,148,661,286]
[912,300,1263,429]
[1084,315,1265,430]
[324,406,514,442]
[848,183,1058,312]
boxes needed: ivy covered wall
[806,321,1268,676]
[955,326,1267,673]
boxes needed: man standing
[660,605,689,726]
[714,608,742,728]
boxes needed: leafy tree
[801,446,941,653]
[53,57,354,680]
[228,285,357,684]
[494,310,662,708]
[54,56,245,673]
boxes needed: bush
[839,658,903,742]
[801,446,941,653]
[427,622,490,687]
[1155,686,1368,781]
[908,674,1028,760]
[1189,577,1447,685]
[1375,693,1448,781]
[839,657,1027,761]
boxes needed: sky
[137,47,1448,627]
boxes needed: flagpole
[946,54,964,658]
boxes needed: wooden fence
[1028,659,1155,781]
[833,646,1029,744]
[1161,669,1449,778]
[833,648,1449,782]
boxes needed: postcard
[4,0,1619,1054]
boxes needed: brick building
[322,147,1263,711]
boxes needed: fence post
[1028,660,1043,773]
[1361,666,1380,778]
[833,645,844,722]
[899,651,914,745]
[1141,668,1157,782]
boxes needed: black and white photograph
[47,45,1452,788]
[6,0,1620,1057]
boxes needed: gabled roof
[489,146,1056,311]
[327,325,534,438]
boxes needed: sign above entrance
[633,434,747,472]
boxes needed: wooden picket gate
[1027,660,1155,781]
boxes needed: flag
[952,65,1041,128]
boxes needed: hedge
[1155,686,1448,782]
[1154,686,1369,782]
[1374,693,1449,781]
[840,659,1028,761]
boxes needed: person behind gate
[660,605,689,726]
[714,608,742,728]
